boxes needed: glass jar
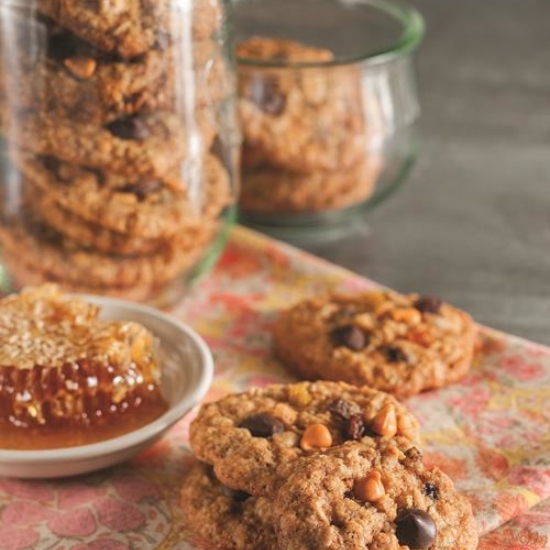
[0,0,238,304]
[234,0,423,237]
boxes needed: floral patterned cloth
[0,226,549,550]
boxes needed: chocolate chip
[331,325,367,351]
[424,483,440,500]
[106,115,150,140]
[382,346,408,363]
[249,76,286,116]
[221,486,250,502]
[239,413,284,438]
[117,180,162,201]
[47,33,79,60]
[395,509,437,549]
[346,414,366,441]
[414,296,443,314]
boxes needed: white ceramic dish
[0,296,214,479]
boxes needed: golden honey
[0,285,168,449]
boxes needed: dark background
[302,0,550,345]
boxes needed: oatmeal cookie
[189,381,420,496]
[9,27,223,126]
[240,156,381,214]
[237,37,366,173]
[274,440,478,550]
[9,28,171,125]
[181,461,276,550]
[19,153,230,241]
[1,258,171,303]
[273,291,477,398]
[37,0,223,58]
[0,215,213,289]
[9,110,214,179]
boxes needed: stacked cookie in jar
[0,0,237,303]
[237,38,382,225]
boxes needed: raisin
[424,483,440,500]
[249,76,286,116]
[414,296,443,314]
[221,486,250,502]
[346,414,366,441]
[382,346,408,363]
[106,115,150,140]
[117,180,162,201]
[239,413,284,438]
[329,398,356,420]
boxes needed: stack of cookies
[237,37,381,217]
[182,381,478,550]
[0,0,234,301]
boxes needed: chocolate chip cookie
[181,461,276,550]
[237,37,366,174]
[241,155,381,215]
[273,291,477,398]
[189,381,420,496]
[37,0,222,58]
[274,440,478,550]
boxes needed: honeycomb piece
[0,285,167,447]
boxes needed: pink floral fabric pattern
[0,226,549,549]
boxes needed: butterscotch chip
[273,291,477,398]
[189,381,420,496]
[274,440,478,550]
[300,423,333,451]
[181,462,276,550]
[0,285,167,447]
[354,470,386,502]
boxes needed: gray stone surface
[301,0,550,345]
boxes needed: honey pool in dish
[0,285,169,450]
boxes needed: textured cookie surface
[8,23,227,126]
[189,381,420,496]
[0,216,210,289]
[37,0,222,57]
[274,291,477,398]
[19,153,230,240]
[181,461,276,550]
[274,440,478,550]
[241,155,380,214]
[9,110,214,179]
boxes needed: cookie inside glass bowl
[234,0,424,239]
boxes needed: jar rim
[236,0,424,70]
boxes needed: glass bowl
[0,0,239,305]
[234,0,424,237]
